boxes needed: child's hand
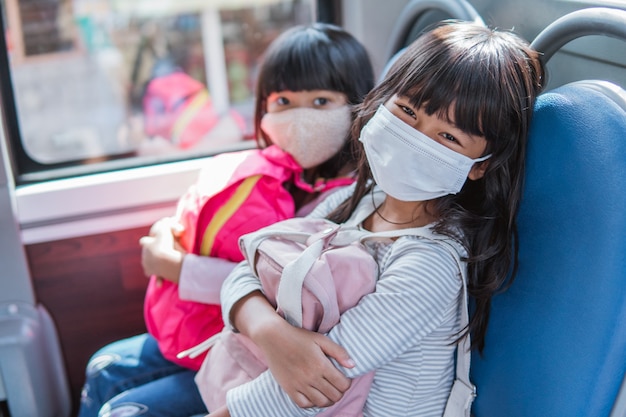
[148,216,185,239]
[206,405,230,417]
[139,217,186,283]
[255,318,354,409]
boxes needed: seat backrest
[381,0,484,80]
[470,8,626,415]
[470,79,626,417]
[530,7,626,66]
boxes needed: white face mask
[261,106,351,169]
[359,104,490,201]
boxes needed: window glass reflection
[4,0,313,166]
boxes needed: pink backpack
[190,204,433,415]
[144,146,354,370]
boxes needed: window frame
[1,0,335,186]
[1,1,340,244]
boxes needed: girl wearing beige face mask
[253,23,375,210]
[261,90,351,171]
[77,23,374,417]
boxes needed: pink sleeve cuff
[178,254,237,304]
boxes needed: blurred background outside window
[2,0,314,179]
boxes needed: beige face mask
[260,105,352,169]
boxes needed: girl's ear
[468,161,489,180]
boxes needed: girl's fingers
[292,391,314,409]
[319,337,355,369]
[171,221,185,236]
[302,383,342,408]
[292,371,349,409]
[322,367,351,394]
[314,377,346,404]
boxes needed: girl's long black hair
[253,23,374,180]
[328,21,544,352]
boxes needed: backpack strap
[420,234,476,414]
[363,226,475,405]
[277,225,341,328]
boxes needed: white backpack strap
[382,228,474,414]
[176,331,222,359]
[276,223,454,330]
[243,221,342,328]
[276,224,362,327]
[239,228,313,275]
[359,225,437,243]
[431,238,476,416]
[276,236,327,327]
[365,227,474,395]
[276,222,433,327]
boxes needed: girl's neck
[364,195,437,232]
[301,163,354,184]
[301,167,317,184]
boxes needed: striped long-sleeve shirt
[219,185,466,417]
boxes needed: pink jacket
[144,145,354,370]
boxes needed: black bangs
[257,24,373,105]
[252,22,374,174]
[388,22,531,147]
[396,47,506,142]
[260,41,342,95]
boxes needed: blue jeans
[77,333,208,417]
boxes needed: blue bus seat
[470,80,626,417]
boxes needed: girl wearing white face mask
[77,23,373,417]
[213,21,545,417]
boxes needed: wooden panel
[25,225,151,416]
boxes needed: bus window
[2,0,315,183]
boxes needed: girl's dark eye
[277,97,289,105]
[442,133,457,142]
[314,97,329,106]
[400,105,416,118]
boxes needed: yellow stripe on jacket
[199,175,262,256]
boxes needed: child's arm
[222,239,462,417]
[177,254,237,304]
[219,263,354,415]
[230,291,353,408]
[139,215,238,305]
